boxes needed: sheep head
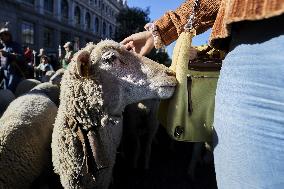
[67,40,177,115]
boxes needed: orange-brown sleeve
[155,0,221,46]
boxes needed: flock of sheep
[0,40,178,189]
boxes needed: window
[109,25,113,38]
[74,6,81,25]
[94,17,99,33]
[22,21,34,45]
[23,0,35,4]
[60,31,70,46]
[85,12,91,29]
[43,27,53,48]
[61,0,68,19]
[74,36,80,51]
[103,22,106,36]
[44,0,54,12]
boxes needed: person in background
[24,46,34,78]
[61,41,74,69]
[0,27,24,92]
[38,48,46,57]
[49,54,60,71]
[24,46,32,63]
[34,48,46,79]
[34,55,53,80]
[36,48,46,65]
[0,43,3,88]
[121,0,284,188]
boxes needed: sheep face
[54,40,177,188]
[72,40,176,113]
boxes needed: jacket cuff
[155,12,179,46]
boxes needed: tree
[115,7,171,66]
[115,7,150,42]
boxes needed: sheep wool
[52,43,122,189]
[14,79,41,97]
[0,89,15,117]
[0,93,58,188]
[30,82,60,106]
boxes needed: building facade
[0,0,127,55]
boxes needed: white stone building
[0,0,126,54]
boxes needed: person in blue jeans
[121,0,284,188]
[0,27,24,93]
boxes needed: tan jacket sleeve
[155,0,221,46]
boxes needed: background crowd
[0,27,74,93]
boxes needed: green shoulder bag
[158,30,224,142]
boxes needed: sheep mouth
[156,83,177,89]
[157,86,176,99]
[158,84,176,88]
[153,76,177,88]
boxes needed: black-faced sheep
[52,40,177,189]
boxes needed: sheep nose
[165,69,176,77]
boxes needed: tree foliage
[115,7,150,42]
[147,49,171,67]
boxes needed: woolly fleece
[0,93,58,188]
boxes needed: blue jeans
[3,67,22,93]
[213,16,284,189]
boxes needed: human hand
[121,31,154,56]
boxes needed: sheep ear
[76,50,90,77]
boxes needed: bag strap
[184,0,200,32]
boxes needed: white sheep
[52,40,177,189]
[15,78,41,97]
[0,89,15,117]
[49,68,65,86]
[41,70,56,83]
[30,82,60,106]
[0,86,58,188]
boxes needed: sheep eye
[102,51,118,64]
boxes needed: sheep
[0,89,15,117]
[42,70,56,83]
[0,92,58,188]
[122,99,160,170]
[49,68,65,86]
[14,78,41,97]
[52,40,177,189]
[30,82,60,106]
